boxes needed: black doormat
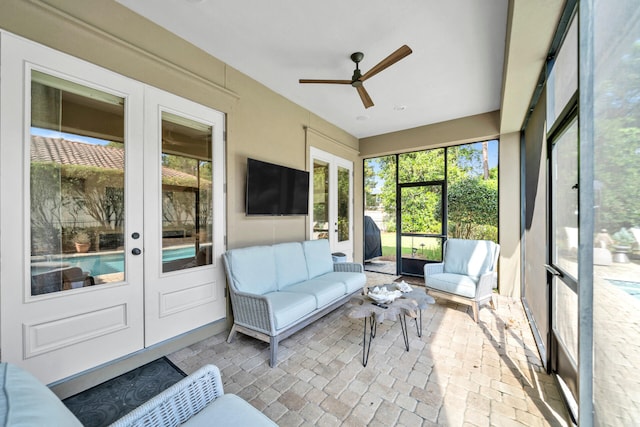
[63,357,187,427]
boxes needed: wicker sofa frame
[222,241,365,367]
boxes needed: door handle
[131,248,142,255]
[544,264,562,277]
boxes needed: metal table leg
[399,313,410,351]
[414,309,423,337]
[362,315,376,366]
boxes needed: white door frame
[0,32,227,384]
[143,86,226,346]
[309,147,354,260]
[0,32,145,384]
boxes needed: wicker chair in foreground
[110,364,277,426]
[0,362,277,427]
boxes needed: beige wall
[358,112,521,296]
[360,111,500,157]
[499,132,522,297]
[0,0,361,260]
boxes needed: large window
[592,0,640,424]
[363,140,498,276]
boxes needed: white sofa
[223,239,366,367]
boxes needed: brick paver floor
[168,279,570,426]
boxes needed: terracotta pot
[75,242,90,253]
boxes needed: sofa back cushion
[273,242,309,289]
[443,239,497,280]
[226,246,277,295]
[302,239,333,279]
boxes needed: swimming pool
[37,246,199,277]
[608,279,640,301]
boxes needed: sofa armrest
[228,289,275,335]
[110,364,224,427]
[424,262,444,277]
[475,271,497,301]
[333,262,364,273]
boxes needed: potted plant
[611,227,635,263]
[74,231,91,253]
[612,227,635,249]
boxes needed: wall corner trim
[30,0,240,102]
[304,126,359,155]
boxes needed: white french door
[0,33,226,384]
[0,33,145,384]
[143,87,226,346]
[309,147,354,260]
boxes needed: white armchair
[424,238,500,322]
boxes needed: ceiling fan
[299,45,412,109]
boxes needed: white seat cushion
[426,273,477,299]
[263,291,316,330]
[184,394,277,426]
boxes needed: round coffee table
[347,295,418,366]
[382,284,435,337]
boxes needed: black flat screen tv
[246,158,310,216]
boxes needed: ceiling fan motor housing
[350,52,364,86]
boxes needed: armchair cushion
[185,394,276,426]
[426,273,477,299]
[443,239,497,280]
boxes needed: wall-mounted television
[246,158,310,216]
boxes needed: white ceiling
[116,0,508,139]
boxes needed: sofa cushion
[0,363,83,427]
[302,239,334,279]
[263,291,317,330]
[319,271,366,294]
[227,246,277,295]
[284,278,346,308]
[273,242,309,289]
[184,393,277,426]
[426,273,477,299]
[443,239,496,279]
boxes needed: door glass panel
[364,156,396,273]
[161,112,213,273]
[547,17,578,128]
[553,276,578,364]
[401,186,442,235]
[313,159,329,240]
[550,117,579,404]
[551,119,579,279]
[30,70,125,295]
[400,236,443,262]
[400,185,444,275]
[337,165,350,242]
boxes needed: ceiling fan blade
[361,45,412,82]
[299,79,352,84]
[356,85,374,108]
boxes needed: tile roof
[31,136,200,183]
